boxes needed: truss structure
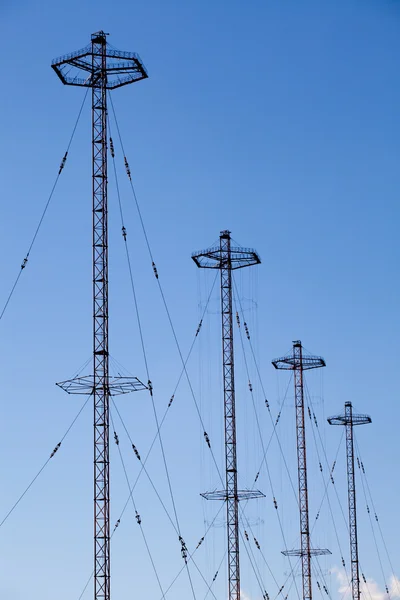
[273,341,328,600]
[192,230,261,600]
[328,402,371,600]
[53,31,147,600]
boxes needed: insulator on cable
[313,413,318,427]
[375,513,378,522]
[323,585,328,595]
[386,586,389,594]
[357,457,361,469]
[341,557,345,568]
[317,582,321,590]
[244,322,250,339]
[236,312,240,327]
[58,151,68,174]
[152,261,159,279]
[196,536,204,549]
[122,226,127,240]
[212,571,218,582]
[330,475,335,485]
[113,431,119,446]
[135,510,141,525]
[254,537,260,550]
[109,137,115,158]
[21,256,28,270]
[319,462,323,472]
[244,530,249,541]
[248,380,253,392]
[195,319,202,336]
[275,411,281,425]
[50,442,61,458]
[362,573,366,583]
[361,461,365,474]
[265,399,269,409]
[114,519,120,530]
[148,380,153,396]
[366,505,370,513]
[308,406,312,419]
[203,431,211,448]
[168,394,174,408]
[315,511,320,520]
[124,156,131,180]
[263,592,270,600]
[332,460,336,472]
[279,586,284,594]
[132,443,141,461]
[254,471,260,483]
[179,535,188,563]
[273,497,278,509]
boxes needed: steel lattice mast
[272,341,329,600]
[192,230,263,600]
[52,32,148,600]
[328,402,371,600]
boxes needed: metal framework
[272,341,328,600]
[328,402,371,600]
[52,31,147,600]
[192,230,262,600]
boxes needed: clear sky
[0,1,399,600]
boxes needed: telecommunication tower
[272,341,330,600]
[192,230,263,600]
[328,402,371,600]
[52,32,148,600]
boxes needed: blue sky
[0,1,399,599]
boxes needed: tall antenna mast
[328,402,371,600]
[272,341,329,600]
[52,32,148,600]
[192,230,263,600]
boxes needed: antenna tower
[272,341,330,600]
[328,402,371,600]
[52,32,148,600]
[192,230,263,600]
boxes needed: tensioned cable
[232,282,300,599]
[311,561,332,600]
[110,410,167,599]
[238,526,268,597]
[109,150,200,600]
[108,115,224,600]
[108,95,295,600]
[0,392,91,529]
[203,551,226,600]
[304,382,373,600]
[157,503,225,600]
[304,391,350,589]
[232,276,298,504]
[108,96,224,492]
[239,512,287,599]
[106,270,218,533]
[355,437,393,599]
[111,399,177,533]
[113,397,232,600]
[354,438,400,597]
[77,512,126,600]
[0,88,89,323]
[304,380,349,530]
[272,557,302,600]
[304,381,352,595]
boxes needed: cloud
[332,567,400,600]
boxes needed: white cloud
[331,566,400,600]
